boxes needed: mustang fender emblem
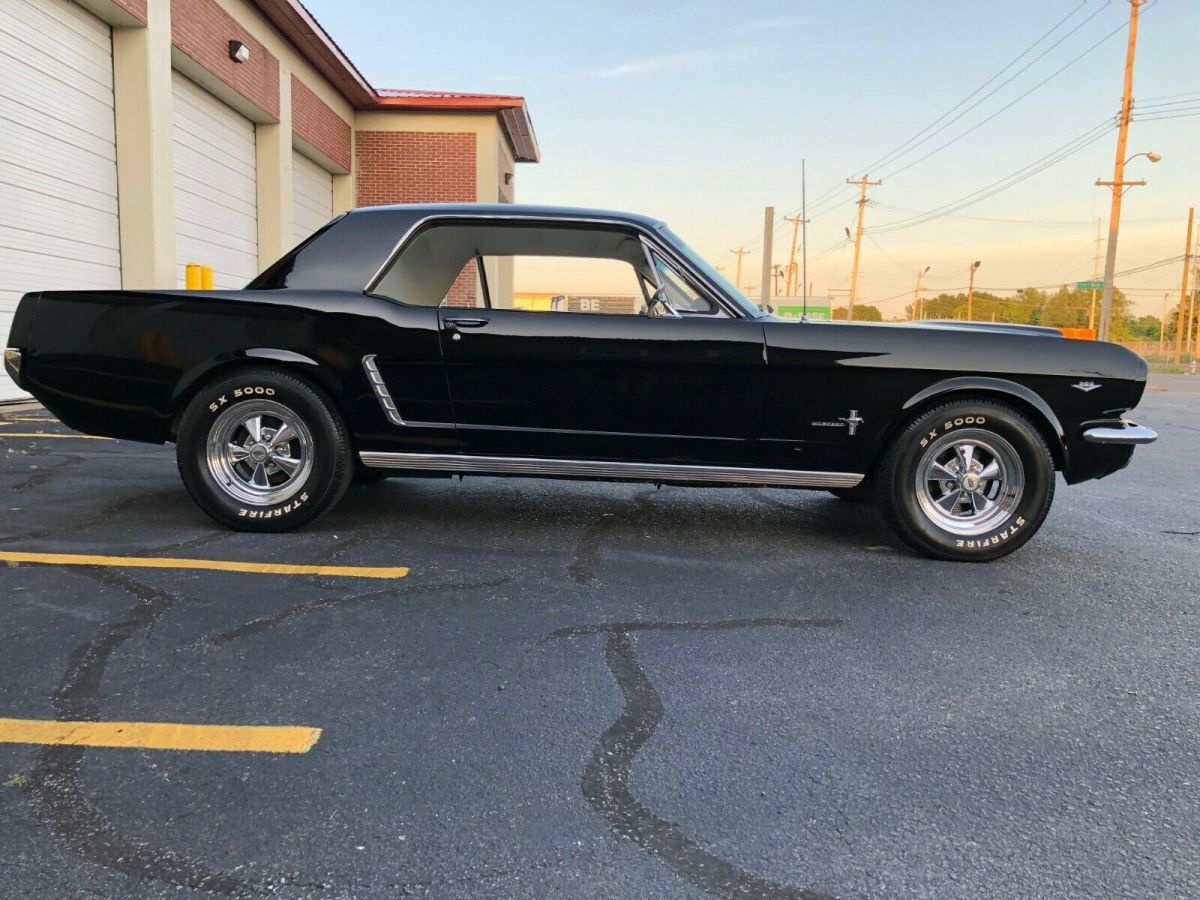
[840,410,865,435]
[811,410,865,435]
[1072,381,1102,393]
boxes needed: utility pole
[760,206,775,308]
[1160,292,1169,354]
[1190,229,1200,356]
[1096,0,1147,342]
[1173,207,1193,365]
[912,266,929,321]
[846,175,881,322]
[784,214,805,297]
[731,247,750,292]
[1089,218,1103,332]
[966,260,982,320]
[1188,282,1197,358]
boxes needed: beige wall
[73,0,523,289]
[111,0,177,288]
[93,0,356,285]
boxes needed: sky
[305,0,1200,317]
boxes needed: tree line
[898,286,1188,342]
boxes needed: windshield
[656,226,765,318]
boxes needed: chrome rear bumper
[1082,421,1157,445]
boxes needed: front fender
[900,376,1067,470]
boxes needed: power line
[800,2,1095,216]
[1135,96,1200,109]
[723,0,1167,264]
[879,9,1140,182]
[800,0,1160,240]
[1138,88,1200,102]
[1134,109,1200,122]
[864,234,912,273]
[729,4,1104,247]
[869,1,1105,180]
[865,119,1115,235]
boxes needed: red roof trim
[250,0,539,162]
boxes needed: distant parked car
[4,204,1155,560]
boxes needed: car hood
[764,315,1064,339]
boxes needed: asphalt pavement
[1,378,1197,899]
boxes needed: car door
[441,305,766,465]
[367,220,768,468]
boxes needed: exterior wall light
[229,40,250,64]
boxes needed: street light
[966,260,982,320]
[1096,150,1162,341]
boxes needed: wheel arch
[878,377,1067,473]
[168,350,344,439]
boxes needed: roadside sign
[1076,280,1104,290]
[776,304,832,320]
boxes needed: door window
[370,222,717,316]
[649,252,717,314]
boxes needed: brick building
[0,0,538,401]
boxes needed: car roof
[346,203,666,230]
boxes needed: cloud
[591,47,745,79]
[731,14,821,35]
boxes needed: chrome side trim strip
[358,451,863,488]
[1082,422,1157,445]
[361,355,405,426]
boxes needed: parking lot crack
[568,487,663,584]
[559,618,842,900]
[206,575,515,646]
[24,566,272,896]
[6,453,85,492]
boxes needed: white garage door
[0,0,120,402]
[172,72,258,288]
[292,150,333,247]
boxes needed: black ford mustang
[4,204,1156,560]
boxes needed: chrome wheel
[206,399,313,506]
[915,429,1024,537]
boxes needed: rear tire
[876,399,1055,561]
[176,367,353,531]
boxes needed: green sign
[1076,280,1104,290]
[776,304,832,321]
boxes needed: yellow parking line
[0,432,113,440]
[0,551,409,579]
[0,718,320,753]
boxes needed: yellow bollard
[200,265,214,290]
[184,263,201,290]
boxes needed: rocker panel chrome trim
[358,451,863,488]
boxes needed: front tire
[876,399,1055,561]
[176,367,353,531]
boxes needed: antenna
[802,159,808,320]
